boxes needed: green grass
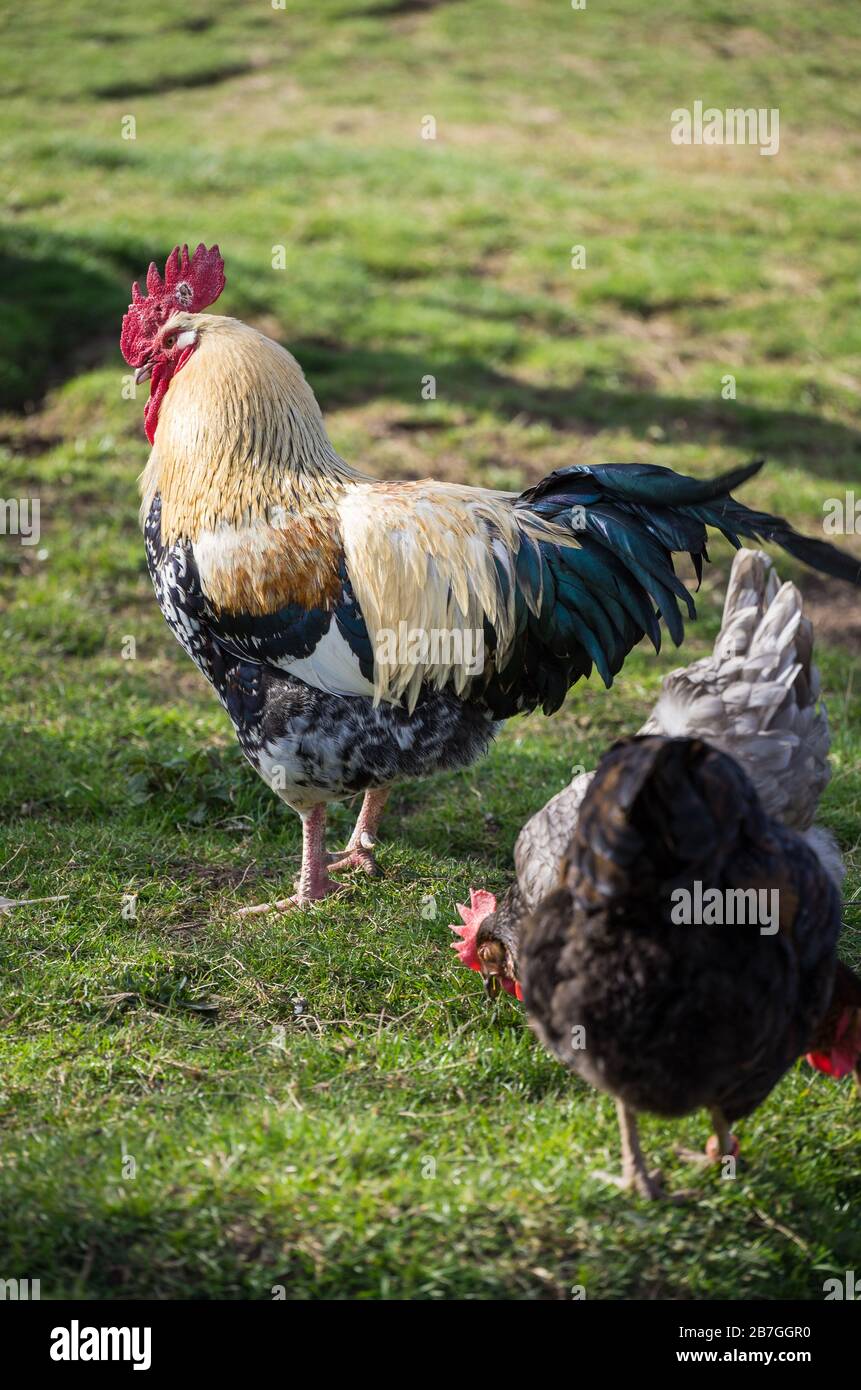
[1,0,860,1300]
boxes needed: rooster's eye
[163,334,176,349]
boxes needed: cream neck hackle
[139,313,364,544]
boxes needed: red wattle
[806,1049,854,1079]
[142,346,196,443]
[806,1007,861,1079]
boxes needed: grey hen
[640,548,841,882]
[450,547,843,992]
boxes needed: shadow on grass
[3,1146,858,1298]
[5,224,859,486]
[350,0,466,16]
[293,338,861,482]
[0,224,163,412]
[92,62,256,101]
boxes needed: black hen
[518,736,853,1196]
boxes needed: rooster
[451,546,845,985]
[121,243,861,909]
[494,736,858,1197]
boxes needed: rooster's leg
[595,1099,663,1199]
[237,804,341,914]
[327,787,390,878]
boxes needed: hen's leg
[595,1099,663,1199]
[677,1107,740,1165]
[327,787,390,878]
[706,1107,740,1162]
[237,804,341,914]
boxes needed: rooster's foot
[326,839,384,878]
[237,879,343,915]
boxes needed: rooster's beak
[483,973,501,999]
[134,361,153,384]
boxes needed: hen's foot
[675,1147,711,1166]
[676,1133,740,1166]
[602,1099,677,1199]
[594,1166,665,1200]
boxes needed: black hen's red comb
[120,243,225,366]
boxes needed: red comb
[449,889,497,970]
[120,243,225,366]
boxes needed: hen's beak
[483,973,501,999]
[134,361,153,385]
